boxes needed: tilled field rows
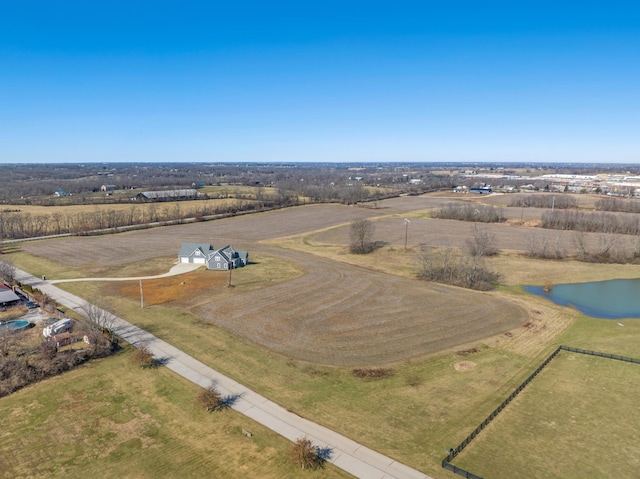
[193,246,527,365]
[23,198,529,365]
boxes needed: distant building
[53,189,68,197]
[470,187,492,195]
[135,189,199,201]
[100,185,117,192]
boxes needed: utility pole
[140,279,144,309]
[404,218,410,251]
[228,261,232,287]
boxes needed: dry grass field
[1,197,253,217]
[0,348,351,479]
[453,351,640,478]
[6,194,640,477]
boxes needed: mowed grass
[55,276,537,476]
[452,351,640,478]
[52,253,640,477]
[0,348,352,479]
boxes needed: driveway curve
[49,262,202,283]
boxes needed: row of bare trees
[418,229,501,290]
[509,194,578,209]
[0,200,264,240]
[432,204,505,224]
[524,231,640,264]
[540,209,640,235]
[595,197,640,214]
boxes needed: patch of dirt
[454,361,477,372]
[457,348,479,356]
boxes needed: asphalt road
[15,266,433,479]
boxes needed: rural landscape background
[2,2,639,477]
[1,162,639,478]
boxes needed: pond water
[525,278,640,319]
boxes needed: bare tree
[81,302,117,344]
[465,229,499,258]
[290,437,321,470]
[349,219,374,254]
[196,385,223,412]
[131,345,157,368]
[0,259,16,284]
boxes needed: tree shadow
[155,356,172,366]
[221,393,243,408]
[316,446,334,463]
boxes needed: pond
[525,278,640,319]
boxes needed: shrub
[196,386,223,412]
[290,437,322,470]
[352,368,395,378]
[130,345,157,369]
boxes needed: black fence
[441,345,640,478]
[559,345,640,364]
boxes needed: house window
[215,256,220,261]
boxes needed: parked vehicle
[43,318,72,338]
[26,301,38,309]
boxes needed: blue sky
[1,1,639,163]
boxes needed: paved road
[15,267,433,479]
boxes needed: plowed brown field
[22,198,530,365]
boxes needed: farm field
[0,348,352,479]
[5,194,640,477]
[451,350,640,479]
[0,197,254,217]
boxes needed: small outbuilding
[53,332,72,348]
[0,285,20,306]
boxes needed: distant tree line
[540,209,640,235]
[0,199,276,240]
[432,204,505,223]
[509,194,578,209]
[595,197,640,214]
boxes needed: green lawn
[452,351,640,478]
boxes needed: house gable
[178,243,214,264]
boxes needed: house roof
[0,285,20,304]
[210,245,248,263]
[179,243,214,258]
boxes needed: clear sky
[1,1,639,164]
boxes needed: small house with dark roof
[178,243,248,270]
